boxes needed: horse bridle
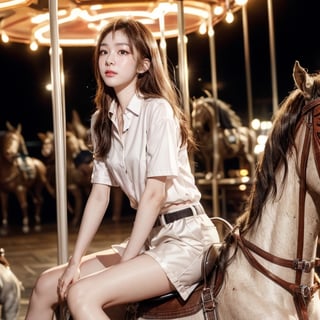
[232,97,320,320]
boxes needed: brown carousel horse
[37,130,91,227]
[0,123,54,234]
[67,109,125,222]
[191,95,256,179]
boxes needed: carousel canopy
[0,0,247,47]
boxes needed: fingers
[57,277,68,300]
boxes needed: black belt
[154,204,204,227]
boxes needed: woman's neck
[114,82,137,111]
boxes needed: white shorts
[112,205,219,301]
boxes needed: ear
[293,60,314,98]
[137,58,150,75]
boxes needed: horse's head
[1,123,26,163]
[38,131,54,158]
[66,131,87,159]
[293,61,320,206]
[239,60,320,231]
[191,97,214,140]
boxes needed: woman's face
[98,30,139,94]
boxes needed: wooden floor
[1,217,134,320]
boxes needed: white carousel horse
[133,61,320,319]
[0,248,22,320]
[59,61,320,320]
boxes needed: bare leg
[67,254,173,320]
[25,249,120,320]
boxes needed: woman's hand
[57,261,80,300]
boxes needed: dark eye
[99,49,108,56]
[118,49,129,55]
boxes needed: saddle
[131,217,232,320]
[133,244,220,320]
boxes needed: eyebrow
[100,42,130,47]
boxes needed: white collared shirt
[91,93,200,210]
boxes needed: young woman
[25,18,219,320]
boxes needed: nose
[105,52,115,66]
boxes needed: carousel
[0,0,275,262]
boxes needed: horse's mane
[237,88,307,232]
[207,98,242,129]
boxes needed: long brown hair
[92,18,194,160]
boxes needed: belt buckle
[191,204,203,216]
[159,214,167,226]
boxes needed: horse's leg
[15,187,30,233]
[68,186,83,227]
[0,192,9,235]
[31,186,44,232]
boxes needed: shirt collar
[109,93,143,118]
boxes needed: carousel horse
[66,110,90,143]
[59,61,320,320]
[0,248,22,320]
[191,95,256,179]
[39,110,125,225]
[67,109,125,222]
[126,61,320,319]
[37,130,91,227]
[0,123,54,234]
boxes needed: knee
[67,282,89,314]
[32,270,57,298]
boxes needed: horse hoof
[0,227,8,236]
[34,225,42,232]
[22,225,30,233]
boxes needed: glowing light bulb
[1,31,9,43]
[30,40,38,51]
[225,10,234,24]
[199,21,207,35]
[213,6,224,16]
[208,26,214,37]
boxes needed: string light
[0,1,248,47]
[0,0,32,10]
[235,0,248,5]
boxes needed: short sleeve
[146,100,180,177]
[91,159,117,186]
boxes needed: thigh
[79,249,121,277]
[42,249,120,285]
[69,253,173,307]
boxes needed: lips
[105,70,117,76]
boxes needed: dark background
[0,0,318,141]
[0,0,318,224]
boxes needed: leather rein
[232,98,320,320]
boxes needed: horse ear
[5,121,15,132]
[293,60,314,98]
[17,123,22,134]
[38,132,45,141]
